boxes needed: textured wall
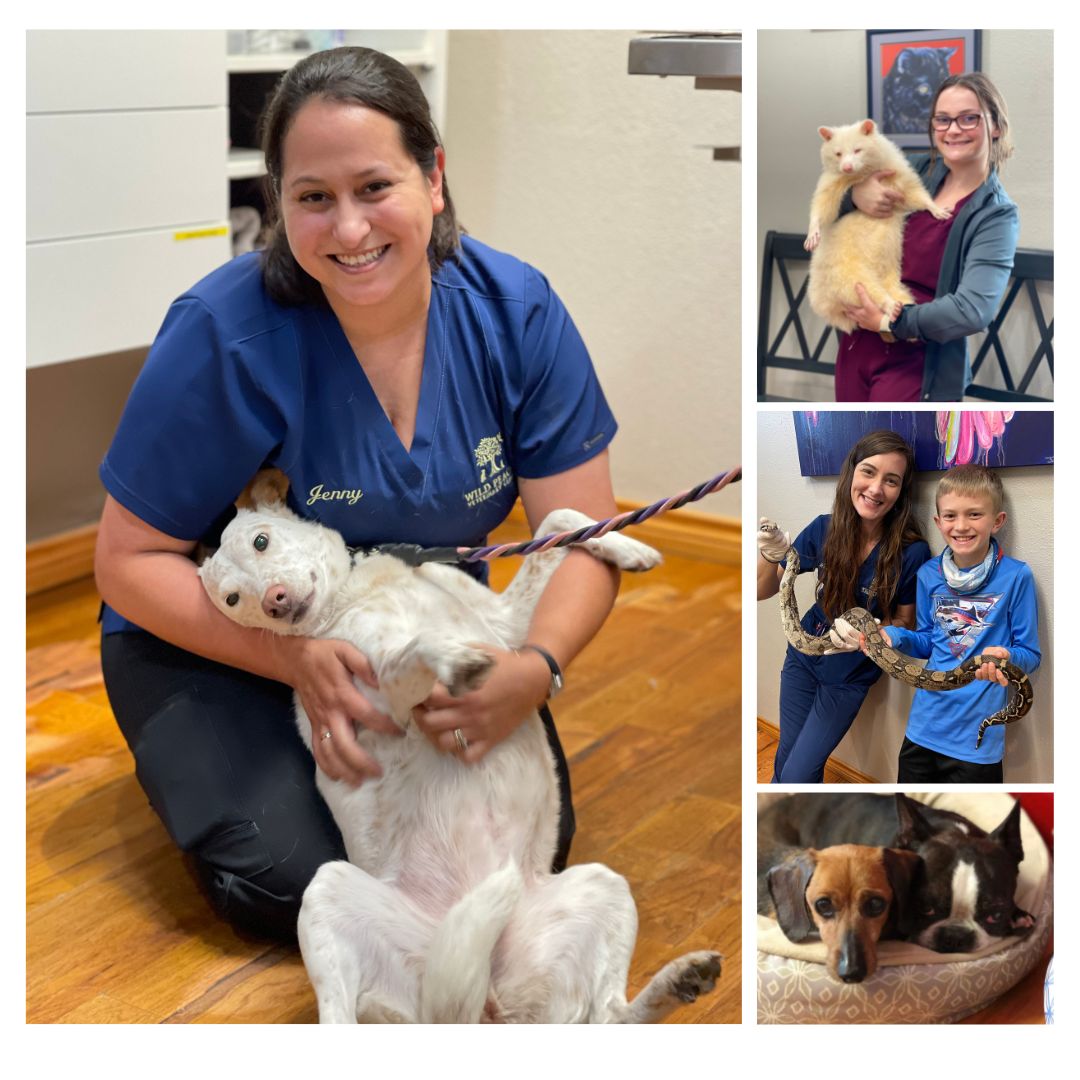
[445,30,741,518]
[757,29,1054,402]
[755,409,1054,783]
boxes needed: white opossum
[805,119,951,334]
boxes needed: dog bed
[756,792,1053,1024]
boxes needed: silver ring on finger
[321,729,333,742]
[453,728,469,754]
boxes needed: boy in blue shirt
[880,464,1040,782]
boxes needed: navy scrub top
[100,236,617,633]
[783,514,931,686]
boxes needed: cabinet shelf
[226,47,435,74]
[228,147,265,180]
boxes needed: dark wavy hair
[819,430,925,620]
[927,71,1013,174]
[258,46,462,305]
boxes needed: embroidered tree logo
[474,435,505,482]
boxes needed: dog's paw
[436,644,495,697]
[805,228,820,252]
[665,951,723,1003]
[587,532,662,573]
[1011,908,1037,934]
[930,203,952,221]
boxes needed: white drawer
[27,109,228,242]
[27,30,226,112]
[27,227,233,367]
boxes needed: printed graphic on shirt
[306,483,364,507]
[464,434,514,509]
[933,593,1002,659]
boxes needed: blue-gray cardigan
[891,157,1019,401]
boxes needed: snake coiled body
[765,523,1033,748]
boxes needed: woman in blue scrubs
[757,429,930,783]
[94,48,623,939]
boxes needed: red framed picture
[867,29,981,148]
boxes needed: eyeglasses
[931,113,984,132]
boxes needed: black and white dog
[758,793,1036,954]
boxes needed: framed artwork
[866,29,981,148]
[792,411,1053,476]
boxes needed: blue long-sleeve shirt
[886,551,1040,764]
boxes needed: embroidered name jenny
[307,483,364,507]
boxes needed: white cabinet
[26,30,225,112]
[26,29,448,367]
[28,111,227,242]
[28,229,232,366]
[26,29,230,368]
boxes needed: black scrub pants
[101,630,576,943]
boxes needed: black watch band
[521,644,564,700]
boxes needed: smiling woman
[279,101,445,330]
[835,72,1018,402]
[757,429,931,782]
[93,46,629,942]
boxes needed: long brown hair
[819,430,924,619]
[258,46,462,305]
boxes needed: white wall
[757,29,1054,402]
[444,30,741,519]
[756,410,1053,783]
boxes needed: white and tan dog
[199,482,721,1023]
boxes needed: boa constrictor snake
[761,521,1033,748]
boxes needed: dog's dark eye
[862,896,887,918]
[225,593,240,607]
[814,897,835,918]
[253,533,269,552]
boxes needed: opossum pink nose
[262,585,293,619]
[842,163,854,172]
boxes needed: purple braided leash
[457,466,742,563]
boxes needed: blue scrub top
[783,514,931,686]
[100,237,617,633]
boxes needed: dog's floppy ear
[988,800,1026,866]
[767,851,818,943]
[882,847,923,938]
[237,467,290,511]
[892,793,934,848]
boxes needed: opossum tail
[418,859,523,1023]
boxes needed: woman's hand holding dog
[413,645,552,764]
[278,636,402,785]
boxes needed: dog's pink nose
[262,585,293,619]
[842,163,854,173]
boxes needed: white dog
[198,482,722,1023]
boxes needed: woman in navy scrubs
[757,430,930,782]
[95,48,622,939]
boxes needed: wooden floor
[755,719,868,784]
[26,532,741,1024]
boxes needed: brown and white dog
[759,793,1036,978]
[760,842,921,983]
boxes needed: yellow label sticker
[173,226,229,241]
